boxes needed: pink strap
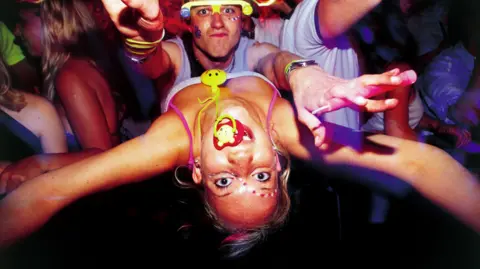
[266,91,279,138]
[169,103,195,169]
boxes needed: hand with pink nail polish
[288,65,417,149]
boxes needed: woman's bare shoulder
[55,60,92,90]
[2,91,62,138]
[22,92,56,113]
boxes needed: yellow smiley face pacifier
[200,69,227,88]
[197,70,246,150]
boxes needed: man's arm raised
[101,0,178,79]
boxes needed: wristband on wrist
[284,59,317,82]
[123,28,165,63]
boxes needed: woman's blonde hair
[0,59,27,112]
[175,136,292,258]
[41,0,96,100]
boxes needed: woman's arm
[0,149,102,194]
[0,112,188,248]
[317,0,382,39]
[323,134,480,233]
[274,100,480,233]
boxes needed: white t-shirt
[252,17,283,47]
[279,0,361,129]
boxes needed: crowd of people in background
[0,0,479,267]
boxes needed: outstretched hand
[289,67,417,149]
[101,0,164,40]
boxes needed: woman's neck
[199,96,267,133]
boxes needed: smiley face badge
[200,69,227,93]
[214,114,245,150]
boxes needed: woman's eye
[215,177,233,188]
[253,172,271,182]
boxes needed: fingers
[360,70,418,97]
[397,70,418,85]
[122,0,160,21]
[312,98,344,115]
[102,0,127,18]
[101,0,162,37]
[361,98,398,112]
[102,0,139,36]
[296,108,328,149]
[325,74,401,109]
[313,95,398,114]
[359,73,402,88]
[386,68,401,75]
[308,69,416,118]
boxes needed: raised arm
[317,0,382,39]
[0,111,188,248]
[274,100,480,232]
[101,0,178,79]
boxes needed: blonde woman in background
[0,57,66,158]
[41,0,131,151]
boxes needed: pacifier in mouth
[214,115,250,150]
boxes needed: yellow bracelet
[124,28,165,46]
[124,46,157,56]
[124,42,157,50]
[284,59,317,82]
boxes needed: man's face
[189,5,243,59]
[399,0,413,14]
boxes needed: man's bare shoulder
[161,40,182,74]
[247,41,281,69]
